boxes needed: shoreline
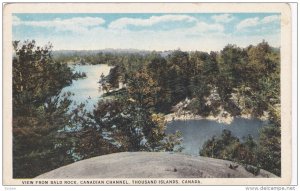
[164,112,268,124]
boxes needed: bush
[200,127,280,176]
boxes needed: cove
[166,118,267,156]
[60,64,267,157]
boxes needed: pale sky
[12,13,281,52]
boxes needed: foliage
[256,124,281,176]
[72,71,87,79]
[98,41,281,176]
[13,40,78,178]
[98,41,280,119]
[200,126,280,176]
[75,95,183,160]
[200,130,258,163]
[127,68,161,110]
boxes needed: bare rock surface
[36,152,277,178]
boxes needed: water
[61,64,266,156]
[166,118,267,156]
[60,64,111,112]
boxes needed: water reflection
[166,118,267,156]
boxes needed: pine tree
[13,40,76,178]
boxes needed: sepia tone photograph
[2,2,293,186]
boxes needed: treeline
[52,49,154,65]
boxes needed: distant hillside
[52,49,173,57]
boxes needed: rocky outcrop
[36,152,277,178]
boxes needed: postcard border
[2,2,293,186]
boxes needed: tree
[145,53,173,112]
[76,97,182,157]
[166,50,191,102]
[127,69,161,110]
[13,40,77,178]
[256,125,281,176]
[217,45,247,104]
[200,130,259,174]
[185,51,222,116]
[200,125,280,176]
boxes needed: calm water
[166,118,267,156]
[61,65,266,156]
[60,64,111,112]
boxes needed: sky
[12,13,281,52]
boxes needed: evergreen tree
[13,40,77,178]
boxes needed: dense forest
[12,40,280,178]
